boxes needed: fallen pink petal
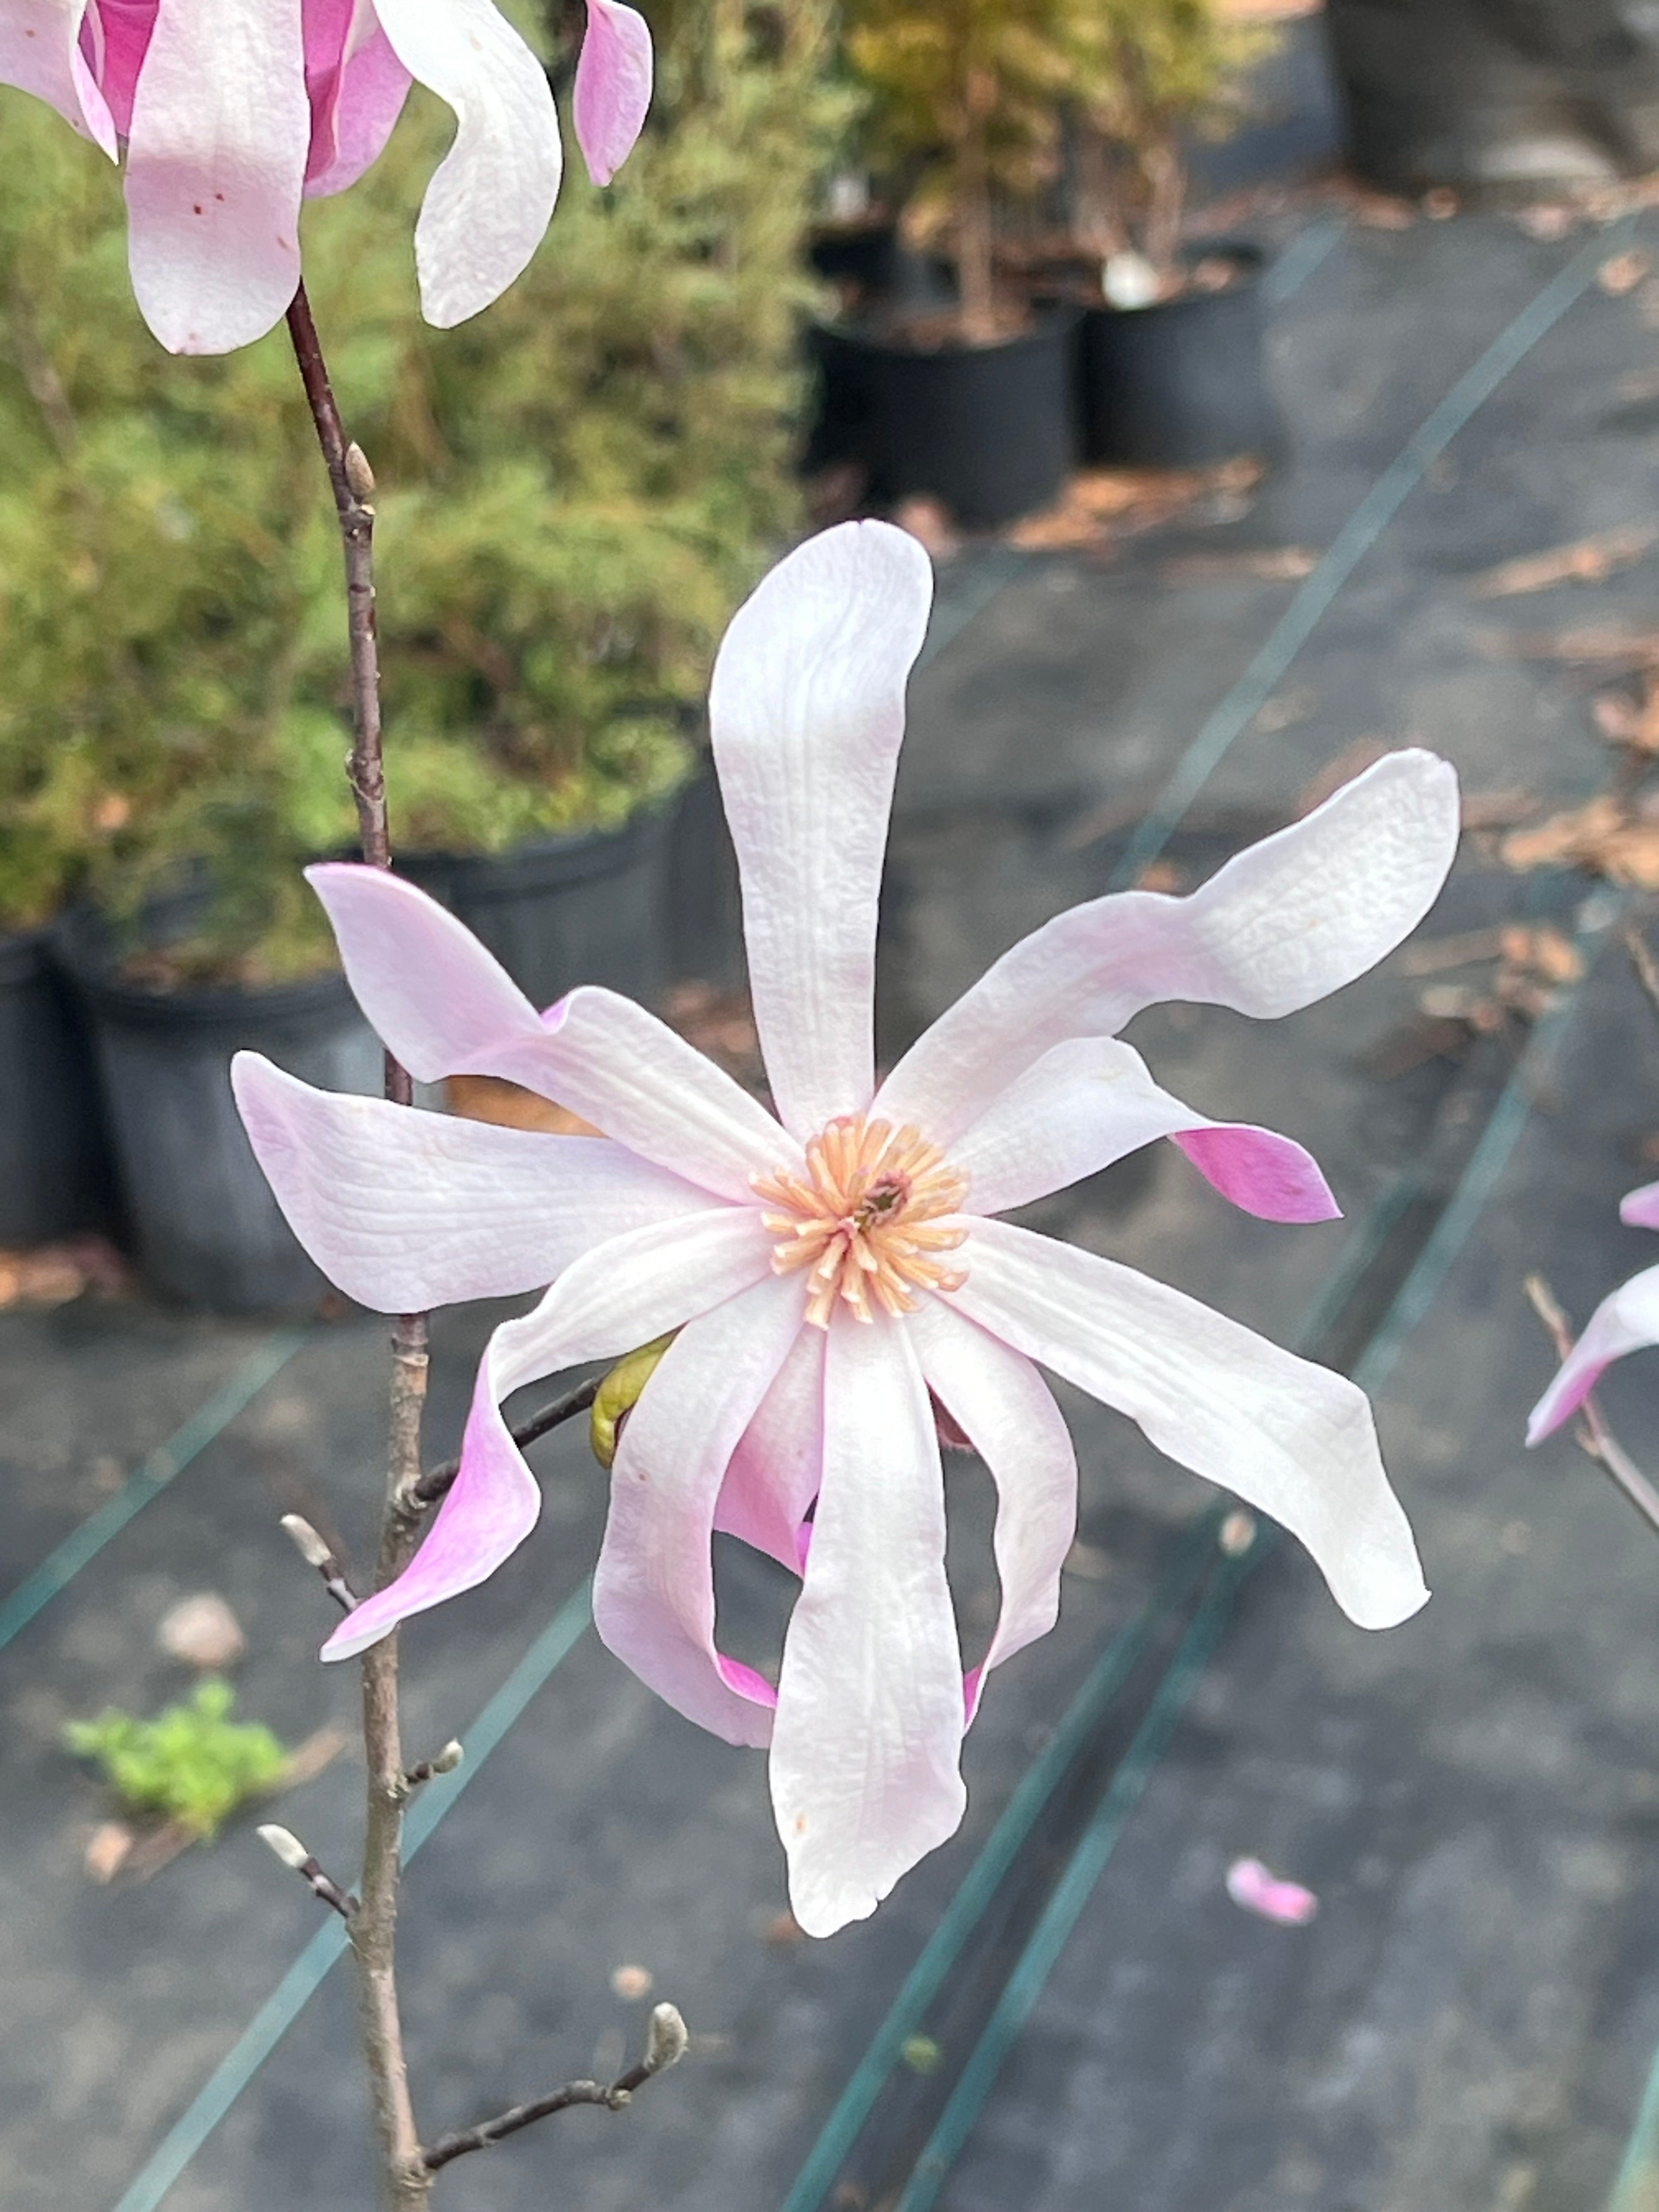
[236,519,1461,1936]
[1225,1856,1319,1927]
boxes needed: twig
[280,1513,360,1611]
[1523,1272,1659,1536]
[400,1741,464,1797]
[410,1376,601,1510]
[287,280,432,2210]
[1626,925,1659,1028]
[421,2004,690,2173]
[258,1824,358,1919]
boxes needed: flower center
[752,1116,969,1329]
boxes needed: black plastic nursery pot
[1327,0,1659,191]
[56,914,379,1314]
[807,218,900,301]
[1074,244,1278,470]
[812,307,1080,531]
[395,804,672,1014]
[0,927,114,1248]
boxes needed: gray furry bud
[645,2002,689,2073]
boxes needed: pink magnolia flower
[1527,1181,1659,1443]
[234,521,1460,1936]
[0,0,652,353]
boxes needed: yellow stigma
[752,1116,969,1329]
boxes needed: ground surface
[13,70,1659,2212]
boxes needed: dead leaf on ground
[1468,526,1656,600]
[1481,625,1659,672]
[1599,249,1653,295]
[1594,669,1659,753]
[447,1073,601,1138]
[1161,546,1317,586]
[1008,459,1260,553]
[83,1822,135,1883]
[0,1237,130,1310]
[892,495,960,561]
[1502,794,1659,890]
[1460,789,1539,831]
[1514,204,1576,241]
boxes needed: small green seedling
[65,1677,291,1838]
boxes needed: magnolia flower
[234,521,1460,1936]
[1527,1181,1659,1443]
[0,0,651,352]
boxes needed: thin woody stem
[411,1375,601,1510]
[421,2005,689,2172]
[286,278,432,2210]
[1523,1272,1659,1537]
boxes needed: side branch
[411,1376,601,1510]
[1523,1272,1659,1535]
[421,2005,690,2174]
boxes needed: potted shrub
[1054,0,1282,467]
[825,0,1081,529]
[0,726,114,1252]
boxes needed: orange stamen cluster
[753,1116,969,1328]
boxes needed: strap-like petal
[713,1324,824,1572]
[906,1296,1077,1723]
[303,0,410,196]
[879,749,1460,1145]
[123,0,310,353]
[322,1202,775,1661]
[372,0,560,326]
[710,520,934,1138]
[946,1218,1427,1632]
[1622,1180,1659,1232]
[770,1311,967,1937]
[308,863,797,1201]
[0,0,116,154]
[950,1036,1339,1222]
[1526,1262,1659,1444]
[233,1052,714,1313]
[592,1276,805,1748]
[573,0,650,185]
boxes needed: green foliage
[64,1677,292,1838]
[1060,0,1279,264]
[842,0,1071,331]
[0,2,837,975]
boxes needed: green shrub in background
[0,2,838,980]
[842,0,1072,341]
[64,1678,292,1839]
[1060,0,1278,273]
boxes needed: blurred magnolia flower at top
[0,0,652,353]
[1527,1182,1659,1443]
[234,520,1460,1937]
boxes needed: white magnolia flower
[236,521,1460,1934]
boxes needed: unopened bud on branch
[344,441,376,501]
[280,1514,331,1568]
[258,1823,309,1871]
[431,1739,464,1775]
[590,1334,676,1469]
[644,2002,689,2074]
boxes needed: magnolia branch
[287,279,432,2209]
[411,1375,601,1510]
[1523,1272,1659,1536]
[421,2005,690,2174]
